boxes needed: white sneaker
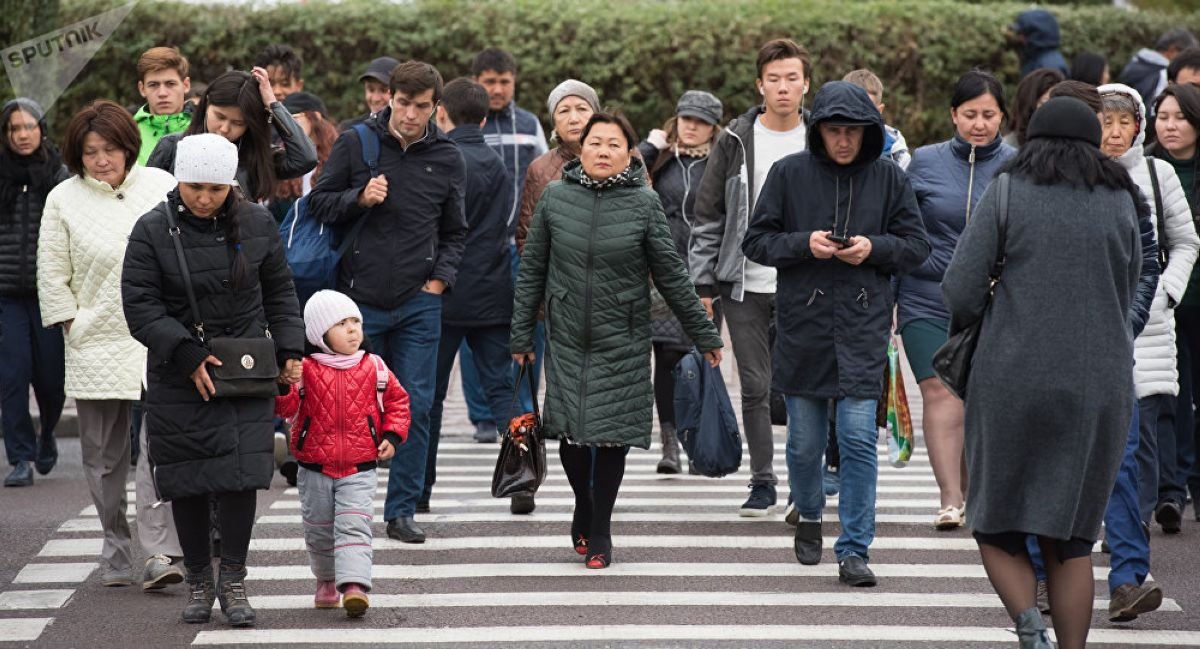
[142,554,184,591]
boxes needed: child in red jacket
[276,290,410,617]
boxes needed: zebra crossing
[184,437,1196,647]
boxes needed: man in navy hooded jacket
[1012,9,1069,79]
[743,81,929,588]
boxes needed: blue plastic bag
[673,349,742,477]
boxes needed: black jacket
[121,190,304,500]
[146,101,317,202]
[0,159,68,297]
[742,81,930,400]
[442,124,513,328]
[308,108,468,310]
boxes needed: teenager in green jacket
[133,46,192,166]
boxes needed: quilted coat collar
[81,164,143,195]
[561,156,647,189]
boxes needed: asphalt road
[2,358,1199,649]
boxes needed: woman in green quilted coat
[512,113,723,569]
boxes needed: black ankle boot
[217,564,256,627]
[181,569,216,624]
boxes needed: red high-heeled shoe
[574,536,588,555]
[585,553,610,569]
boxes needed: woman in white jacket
[37,101,176,586]
[1098,84,1200,526]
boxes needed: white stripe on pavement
[13,563,95,584]
[0,618,52,642]
[281,483,943,495]
[267,497,945,509]
[38,539,104,557]
[242,590,1182,613]
[249,534,983,552]
[193,624,1200,646]
[0,590,74,610]
[255,512,952,525]
[285,472,941,486]
[245,562,1114,581]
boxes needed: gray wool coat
[942,176,1141,542]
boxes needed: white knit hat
[304,290,363,354]
[174,133,238,185]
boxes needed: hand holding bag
[932,173,1010,400]
[165,206,280,399]
[491,363,547,498]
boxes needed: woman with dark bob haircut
[942,96,1155,649]
[1005,68,1065,147]
[37,99,178,586]
[512,111,723,569]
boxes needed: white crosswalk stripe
[182,430,1189,647]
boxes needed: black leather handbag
[932,173,1010,401]
[165,207,280,399]
[491,363,547,498]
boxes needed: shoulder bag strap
[989,173,1010,285]
[163,206,206,342]
[1147,156,1168,267]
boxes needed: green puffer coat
[512,157,723,448]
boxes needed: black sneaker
[838,555,877,587]
[1155,501,1183,534]
[738,483,776,517]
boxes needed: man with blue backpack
[308,60,468,545]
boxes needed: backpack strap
[1147,156,1168,267]
[335,124,383,260]
[370,353,387,415]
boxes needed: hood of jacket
[562,155,648,188]
[1097,83,1148,170]
[806,81,885,174]
[1015,9,1061,54]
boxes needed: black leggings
[172,490,257,574]
[652,344,687,426]
[559,442,629,554]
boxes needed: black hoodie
[742,81,930,400]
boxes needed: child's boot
[181,568,216,624]
[342,583,369,618]
[314,580,340,608]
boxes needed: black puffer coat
[743,82,930,400]
[0,101,69,297]
[121,189,304,500]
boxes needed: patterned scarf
[676,142,711,159]
[578,164,635,190]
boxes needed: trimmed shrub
[5,0,1199,147]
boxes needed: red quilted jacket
[276,354,410,479]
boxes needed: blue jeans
[1029,402,1147,591]
[361,292,442,521]
[459,343,494,425]
[785,395,878,561]
[424,325,514,504]
[1137,394,1167,523]
[0,296,65,465]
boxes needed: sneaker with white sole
[143,554,185,591]
[739,483,776,517]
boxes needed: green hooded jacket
[512,156,723,448]
[134,103,192,166]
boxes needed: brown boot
[1108,583,1163,622]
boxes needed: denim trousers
[361,291,442,521]
[785,395,878,561]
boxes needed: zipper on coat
[367,415,380,447]
[578,191,601,432]
[296,416,312,450]
[964,145,977,223]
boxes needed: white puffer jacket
[1100,84,1200,398]
[37,165,177,400]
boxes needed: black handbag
[491,363,547,498]
[932,173,1010,400]
[165,207,280,399]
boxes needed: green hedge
[4,0,1200,148]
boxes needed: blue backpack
[673,348,742,477]
[280,123,380,306]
